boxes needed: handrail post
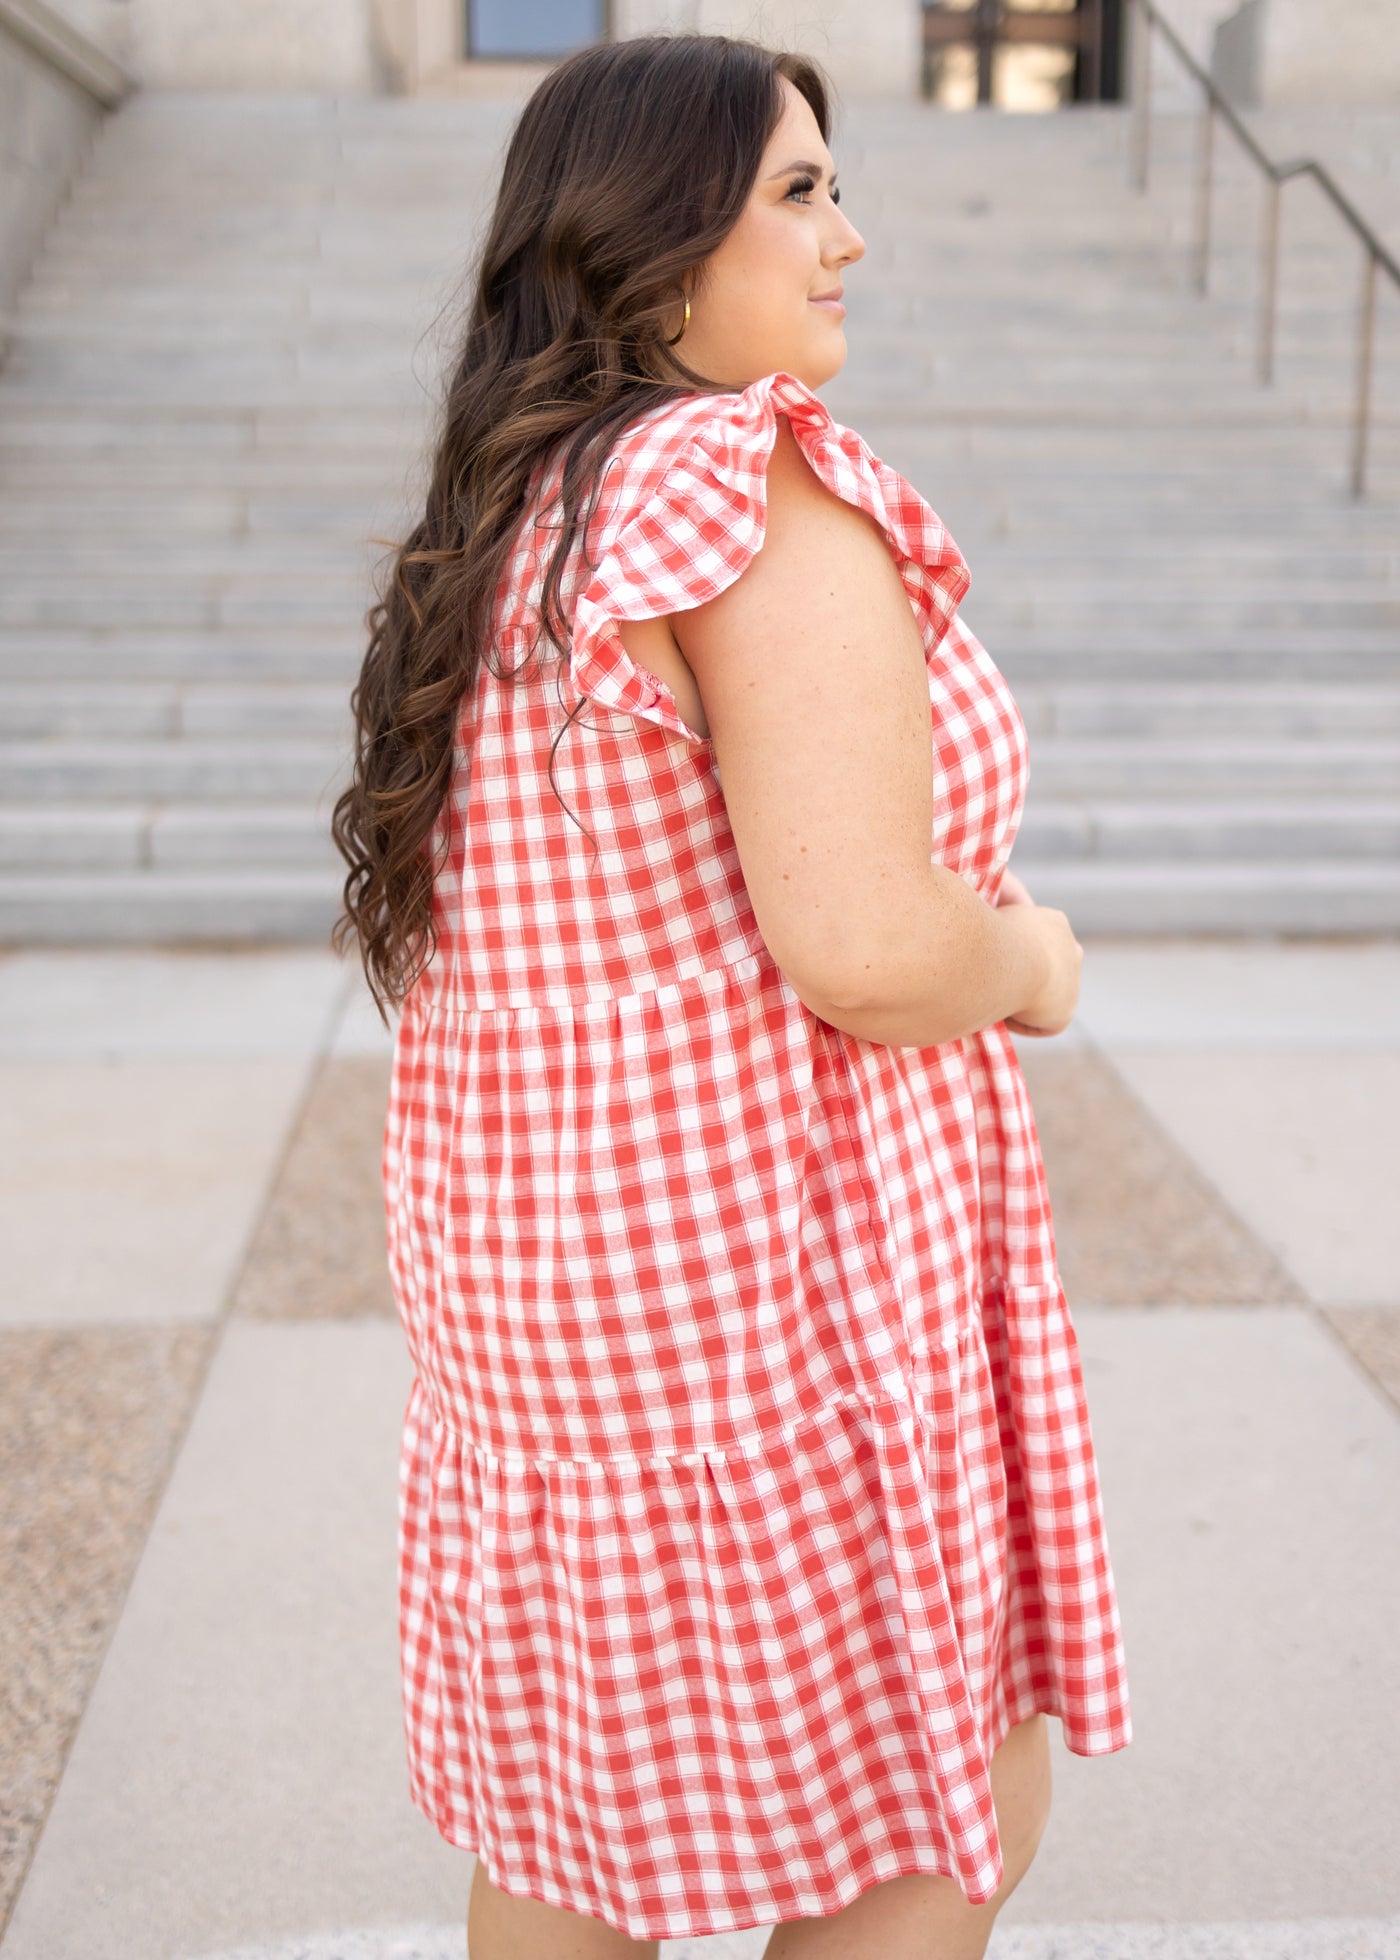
[1195,96,1214,294]
[0,0,134,104]
[1131,0,1152,193]
[1257,174,1280,383]
[1122,1,1398,500]
[1351,249,1379,500]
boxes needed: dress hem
[404,1687,1128,1942]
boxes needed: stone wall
[123,0,380,90]
[11,0,1400,104]
[1258,0,1400,105]
[1135,0,1400,110]
[620,0,919,97]
[0,5,121,324]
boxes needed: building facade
[21,0,1400,103]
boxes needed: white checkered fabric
[384,368,1132,1941]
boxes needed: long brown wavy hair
[330,32,833,1023]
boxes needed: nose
[832,211,866,266]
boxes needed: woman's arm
[626,417,1055,1048]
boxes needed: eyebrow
[766,158,838,183]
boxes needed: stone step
[0,402,1384,448]
[10,469,1399,519]
[944,504,1400,536]
[5,552,1395,607]
[3,625,1396,686]
[9,290,1394,338]
[0,682,353,739]
[0,542,380,575]
[7,503,1399,566]
[0,425,1384,462]
[7,679,1396,743]
[6,485,1397,539]
[5,798,1394,878]
[0,400,1381,446]
[0,628,366,682]
[0,92,1392,942]
[2,858,1396,943]
[0,460,417,497]
[0,803,341,870]
[9,359,1387,419]
[1027,738,1400,799]
[0,868,342,943]
[0,581,368,630]
[4,511,1395,568]
[16,207,1390,244]
[1014,798,1400,861]
[0,499,396,539]
[970,594,1400,630]
[22,180,1371,228]
[1013,683,1400,739]
[5,582,1399,634]
[1015,859,1400,933]
[0,407,422,451]
[991,637,1400,682]
[0,739,350,802]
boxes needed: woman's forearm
[795,864,1048,1049]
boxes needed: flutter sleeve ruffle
[568,367,973,744]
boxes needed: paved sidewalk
[1,936,1398,1959]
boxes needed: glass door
[921,0,1123,109]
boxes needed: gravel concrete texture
[998,1305,1400,1926]
[0,948,349,1059]
[1015,1044,1305,1306]
[222,1038,1305,1326]
[1323,1305,1400,1415]
[181,1914,1400,1959]
[229,1055,396,1320]
[1068,937,1400,1311]
[1103,1052,1400,1307]
[3,942,1398,1959]
[0,1322,215,1937]
[0,949,357,1330]
[1070,940,1400,1052]
[4,1304,1399,1958]
[0,1319,465,1960]
[328,978,397,1059]
[0,1055,319,1327]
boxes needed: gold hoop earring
[666,294,690,346]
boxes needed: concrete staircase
[0,90,1397,940]
[824,102,1400,933]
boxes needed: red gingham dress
[384,367,1132,1941]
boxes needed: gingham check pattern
[384,369,1132,1940]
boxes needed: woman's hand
[993,869,1082,1038]
[995,868,1036,910]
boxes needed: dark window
[467,0,607,58]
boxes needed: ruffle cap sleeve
[568,368,973,742]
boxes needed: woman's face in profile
[679,74,866,392]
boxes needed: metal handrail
[1127,0,1397,498]
[0,0,135,107]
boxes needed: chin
[802,346,846,390]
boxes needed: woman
[332,31,1132,1960]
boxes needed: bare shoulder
[614,414,904,740]
[666,415,911,692]
[719,414,892,595]
[660,411,936,1015]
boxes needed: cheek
[705,211,815,320]
[747,216,815,298]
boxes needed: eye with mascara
[786,174,840,205]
